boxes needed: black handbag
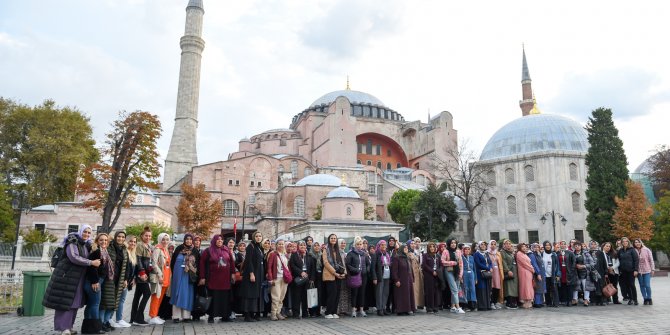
[193,287,211,315]
[481,270,493,279]
[294,275,308,286]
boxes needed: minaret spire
[346,75,350,90]
[519,45,534,116]
[164,0,205,190]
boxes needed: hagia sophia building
[20,0,593,245]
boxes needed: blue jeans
[101,309,114,324]
[638,273,652,300]
[115,288,128,322]
[445,271,460,307]
[84,278,104,319]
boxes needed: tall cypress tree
[584,107,629,243]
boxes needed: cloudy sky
[1,0,669,174]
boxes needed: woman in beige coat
[407,240,424,309]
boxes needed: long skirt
[423,274,440,312]
[476,279,492,310]
[209,289,231,318]
[337,279,351,314]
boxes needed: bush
[20,228,57,247]
[123,222,173,244]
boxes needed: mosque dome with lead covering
[310,89,386,108]
[296,174,342,187]
[325,186,360,199]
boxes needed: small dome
[310,90,385,108]
[239,137,250,142]
[326,186,360,199]
[634,157,653,174]
[480,114,588,161]
[296,174,341,187]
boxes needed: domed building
[475,49,590,244]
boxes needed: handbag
[279,254,293,284]
[193,287,211,315]
[307,282,319,308]
[480,270,493,279]
[294,275,308,286]
[188,270,198,284]
[347,255,363,288]
[602,276,618,298]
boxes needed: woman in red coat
[199,235,235,323]
[391,244,415,315]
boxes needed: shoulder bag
[347,255,363,288]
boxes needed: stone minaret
[164,0,205,190]
[519,47,534,116]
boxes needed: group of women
[43,226,656,334]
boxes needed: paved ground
[2,276,669,335]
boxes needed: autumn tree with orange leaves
[77,111,162,233]
[612,180,654,241]
[176,182,223,237]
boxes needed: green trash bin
[22,271,52,316]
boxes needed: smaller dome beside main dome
[480,114,588,161]
[310,89,385,108]
[296,174,342,187]
[326,186,360,199]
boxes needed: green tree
[20,227,58,247]
[0,183,16,242]
[648,191,670,255]
[387,189,421,227]
[585,107,629,243]
[124,222,173,244]
[0,98,98,206]
[312,205,322,220]
[78,111,162,233]
[412,183,459,241]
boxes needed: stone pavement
[2,276,669,335]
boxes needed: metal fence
[0,270,23,314]
[21,244,43,258]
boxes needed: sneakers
[149,317,165,325]
[450,307,457,313]
[108,320,118,328]
[118,320,131,328]
[325,314,334,319]
[61,331,71,335]
[270,314,278,321]
[332,314,340,319]
[358,311,367,317]
[351,308,357,317]
[455,308,465,314]
[132,320,149,326]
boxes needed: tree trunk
[466,215,476,242]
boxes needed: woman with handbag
[289,240,312,319]
[474,241,492,311]
[441,238,465,314]
[572,241,596,306]
[198,235,235,323]
[170,234,198,322]
[601,242,621,304]
[323,234,347,319]
[148,233,171,325]
[530,243,546,308]
[346,236,370,317]
[501,239,519,309]
[589,240,607,306]
[266,239,290,321]
[240,232,266,322]
[421,242,441,314]
[391,244,415,315]
[308,241,323,317]
[487,240,504,309]
[371,240,392,316]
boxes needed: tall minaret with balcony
[164,0,205,190]
[519,47,534,116]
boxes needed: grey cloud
[545,68,669,121]
[299,0,404,59]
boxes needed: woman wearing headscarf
[322,234,347,319]
[501,239,518,309]
[240,231,265,321]
[391,243,415,315]
[44,225,97,335]
[473,241,492,311]
[233,240,247,316]
[421,242,440,314]
[515,243,534,309]
[487,240,504,309]
[169,234,198,322]
[572,240,596,306]
[460,244,476,311]
[148,233,171,325]
[441,238,465,314]
[530,243,546,308]
[634,238,654,305]
[130,226,152,326]
[190,235,205,321]
[589,240,606,306]
[83,233,115,333]
[371,240,391,316]
[436,242,449,309]
[259,238,272,318]
[107,231,131,329]
[290,240,313,319]
[346,237,370,317]
[198,235,235,323]
[308,241,324,317]
[406,240,424,311]
[337,239,352,316]
[542,241,560,308]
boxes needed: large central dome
[480,114,588,161]
[310,89,385,108]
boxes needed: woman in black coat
[421,242,441,314]
[289,241,313,318]
[391,244,415,315]
[239,232,266,321]
[346,236,370,317]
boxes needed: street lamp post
[11,191,30,271]
[540,210,567,243]
[414,205,448,241]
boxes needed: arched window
[376,161,382,169]
[487,170,496,186]
[397,163,402,169]
[458,219,464,232]
[569,163,578,181]
[488,197,498,216]
[524,165,534,182]
[223,199,239,216]
[290,160,298,179]
[304,167,312,177]
[572,192,581,212]
[357,159,362,165]
[507,195,517,215]
[294,196,305,216]
[505,168,515,184]
[386,163,392,170]
[526,193,537,214]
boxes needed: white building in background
[474,50,590,244]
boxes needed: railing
[0,270,23,314]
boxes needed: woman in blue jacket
[473,241,492,311]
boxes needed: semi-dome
[480,114,588,161]
[310,89,385,108]
[326,186,360,199]
[296,174,341,187]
